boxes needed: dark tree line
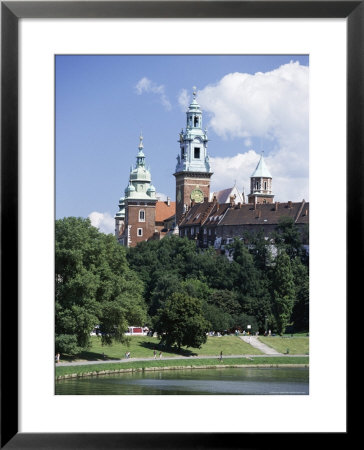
[127,217,309,338]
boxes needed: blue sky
[56,54,309,233]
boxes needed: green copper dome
[251,154,272,178]
[121,134,158,201]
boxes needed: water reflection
[56,367,309,395]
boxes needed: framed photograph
[2,0,357,447]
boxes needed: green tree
[229,238,272,331]
[149,272,181,317]
[243,229,273,269]
[291,257,309,331]
[273,217,306,262]
[208,290,241,316]
[154,292,209,349]
[193,246,238,290]
[55,217,147,353]
[271,251,296,334]
[202,303,233,332]
[180,278,212,303]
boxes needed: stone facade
[178,199,309,250]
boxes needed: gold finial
[139,132,144,149]
[192,86,197,99]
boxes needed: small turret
[248,153,274,204]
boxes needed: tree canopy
[55,217,147,354]
[55,216,309,355]
[153,292,209,349]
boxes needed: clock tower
[174,87,213,224]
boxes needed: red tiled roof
[179,201,214,227]
[179,200,309,228]
[155,201,176,222]
[219,201,309,226]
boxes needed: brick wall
[175,173,211,223]
[126,202,156,247]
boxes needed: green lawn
[61,335,263,362]
[56,356,309,379]
[258,336,309,355]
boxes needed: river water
[55,367,309,395]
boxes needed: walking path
[56,335,304,367]
[58,353,304,367]
[239,336,283,355]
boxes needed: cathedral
[115,89,309,249]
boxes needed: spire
[251,153,272,178]
[138,132,144,150]
[188,86,200,111]
[192,86,197,100]
[136,133,145,167]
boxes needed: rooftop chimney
[288,201,292,208]
[167,196,170,206]
[275,202,279,211]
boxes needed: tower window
[255,181,259,190]
[264,181,267,190]
[139,210,145,222]
[137,228,143,237]
[181,148,185,159]
[194,116,199,127]
[194,147,200,159]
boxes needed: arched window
[139,210,145,222]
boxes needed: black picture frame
[1,1,357,448]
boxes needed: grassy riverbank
[258,336,309,354]
[60,335,264,362]
[56,356,309,380]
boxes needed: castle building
[115,88,308,251]
[210,183,246,205]
[115,135,176,247]
[115,135,157,247]
[174,87,213,224]
[247,153,274,204]
[178,198,309,250]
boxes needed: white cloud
[178,89,190,111]
[88,211,114,235]
[210,150,309,203]
[199,61,309,202]
[135,77,171,110]
[198,61,308,141]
